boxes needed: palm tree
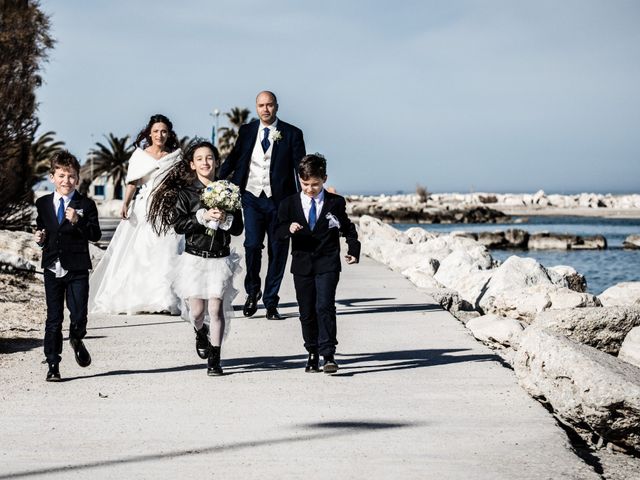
[29,130,65,185]
[80,134,134,198]
[218,107,255,158]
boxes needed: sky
[36,0,640,195]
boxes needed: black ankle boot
[195,325,209,359]
[207,345,223,376]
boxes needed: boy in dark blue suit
[276,154,360,373]
[34,151,102,381]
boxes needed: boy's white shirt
[47,191,74,278]
[300,189,325,224]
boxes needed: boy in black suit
[277,154,360,374]
[34,151,102,381]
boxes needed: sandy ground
[0,236,612,479]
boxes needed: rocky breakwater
[429,190,640,216]
[346,194,509,224]
[359,215,640,459]
[457,229,607,250]
[0,230,104,337]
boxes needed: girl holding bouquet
[148,139,243,375]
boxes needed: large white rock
[599,282,640,307]
[547,288,601,310]
[401,266,444,289]
[547,265,587,292]
[358,215,410,244]
[0,252,35,272]
[478,256,552,314]
[0,230,41,268]
[484,285,552,321]
[619,327,640,368]
[532,306,640,355]
[404,227,438,244]
[434,248,494,307]
[466,314,524,349]
[514,325,640,453]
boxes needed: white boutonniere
[76,209,84,217]
[326,212,340,229]
[269,129,282,143]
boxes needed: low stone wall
[358,215,640,455]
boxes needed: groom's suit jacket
[35,191,102,271]
[219,119,306,204]
[276,191,361,276]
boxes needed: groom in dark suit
[219,91,306,319]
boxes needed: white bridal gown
[89,148,182,315]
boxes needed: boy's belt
[184,246,230,258]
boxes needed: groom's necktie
[309,198,317,230]
[261,127,270,152]
[57,197,65,224]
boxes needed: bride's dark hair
[148,138,219,235]
[134,114,180,151]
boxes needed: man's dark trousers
[242,191,289,309]
[43,269,89,364]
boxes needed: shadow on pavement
[64,363,205,381]
[0,420,418,479]
[331,348,505,377]
[87,320,184,330]
[0,337,42,354]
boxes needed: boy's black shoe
[266,307,284,320]
[323,356,339,374]
[194,325,209,359]
[305,352,320,372]
[243,291,262,317]
[46,363,61,382]
[207,345,223,376]
[69,338,91,367]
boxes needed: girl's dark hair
[148,138,220,235]
[134,114,180,151]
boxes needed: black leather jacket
[173,179,243,257]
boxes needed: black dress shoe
[243,291,262,317]
[266,307,285,320]
[69,338,91,367]
[194,325,209,359]
[46,363,61,382]
[323,356,339,374]
[305,352,320,372]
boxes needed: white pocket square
[326,213,340,229]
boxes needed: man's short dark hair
[49,150,81,176]
[298,154,327,180]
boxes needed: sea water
[394,216,640,295]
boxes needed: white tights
[189,297,224,347]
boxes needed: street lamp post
[210,109,220,147]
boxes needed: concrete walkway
[0,240,599,479]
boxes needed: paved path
[0,239,599,479]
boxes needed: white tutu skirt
[172,249,242,338]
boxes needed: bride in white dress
[89,114,182,314]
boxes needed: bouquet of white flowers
[199,180,241,236]
[201,180,241,212]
